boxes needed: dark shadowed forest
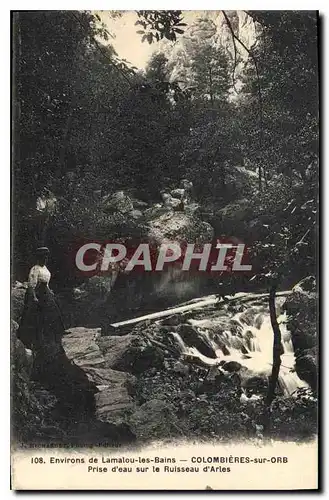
[13,10,318,287]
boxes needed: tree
[173,35,237,199]
[190,44,231,104]
[12,10,136,278]
[239,11,318,186]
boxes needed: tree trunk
[209,65,214,106]
[263,284,282,435]
[258,165,262,191]
[263,165,268,188]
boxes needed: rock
[170,188,185,200]
[11,321,33,376]
[63,327,137,439]
[144,204,169,220]
[13,317,138,445]
[98,334,138,368]
[128,399,180,441]
[212,198,253,235]
[284,275,317,389]
[11,319,19,336]
[180,178,193,193]
[254,313,264,330]
[219,360,242,373]
[63,327,104,369]
[98,335,164,374]
[173,361,189,376]
[11,285,26,322]
[13,281,27,289]
[161,192,183,210]
[184,202,200,216]
[292,276,316,294]
[129,209,143,220]
[132,199,149,209]
[215,198,252,221]
[295,350,317,391]
[177,324,217,359]
[148,211,214,245]
[102,191,134,214]
[11,318,67,444]
[80,366,136,394]
[95,386,135,426]
[123,343,165,375]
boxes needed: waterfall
[173,296,308,397]
[112,291,308,398]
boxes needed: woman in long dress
[17,247,64,353]
[17,247,97,417]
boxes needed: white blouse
[28,265,51,288]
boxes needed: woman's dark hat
[36,246,50,254]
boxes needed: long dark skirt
[17,284,97,417]
[17,284,64,350]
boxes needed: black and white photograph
[10,9,319,490]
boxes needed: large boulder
[63,327,137,434]
[98,334,164,374]
[211,198,254,235]
[102,190,134,215]
[170,188,185,200]
[95,386,135,426]
[11,320,33,376]
[148,211,214,245]
[177,324,217,359]
[64,329,137,393]
[294,350,317,391]
[11,319,65,444]
[283,276,317,391]
[161,192,183,210]
[11,282,27,322]
[63,327,104,369]
[215,198,252,222]
[284,276,317,352]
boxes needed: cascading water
[113,291,309,398]
[170,295,309,397]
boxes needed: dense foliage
[13,11,318,292]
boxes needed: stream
[113,291,308,398]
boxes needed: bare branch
[221,11,238,91]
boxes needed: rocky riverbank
[12,280,317,447]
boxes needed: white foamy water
[185,304,308,396]
[112,291,307,397]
